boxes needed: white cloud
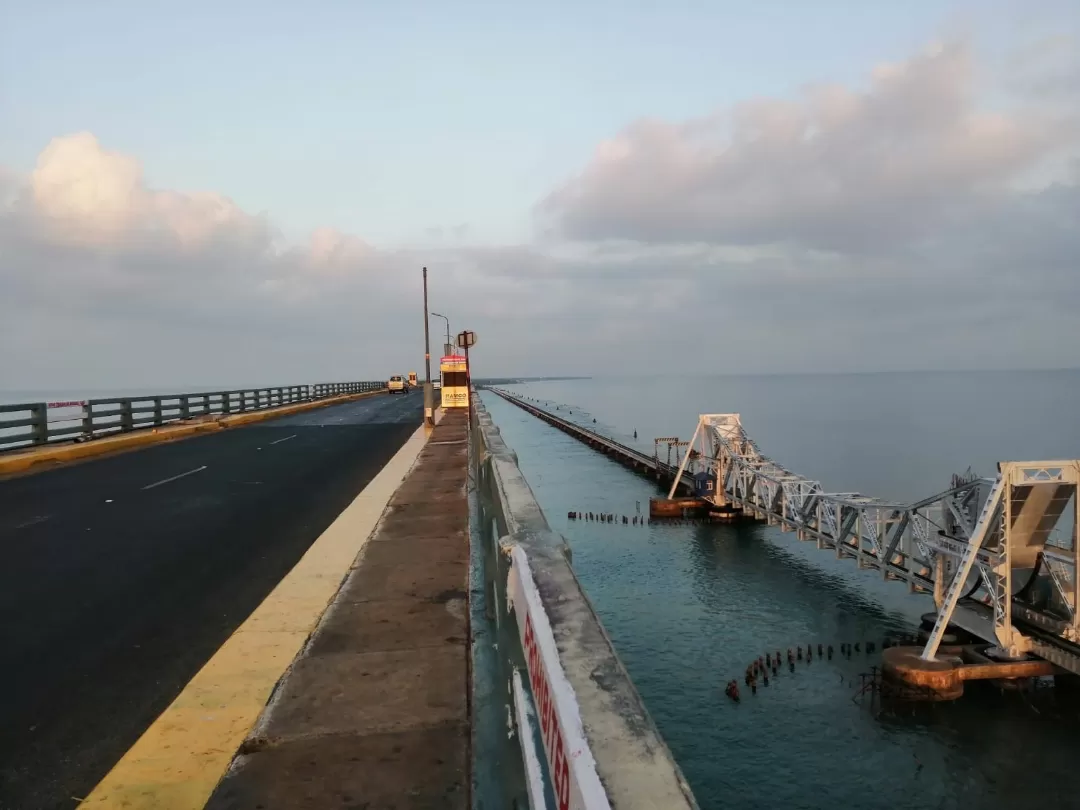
[22,133,274,252]
[540,42,1077,254]
[2,37,1079,390]
[0,134,657,387]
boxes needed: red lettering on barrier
[553,733,571,810]
[521,609,573,810]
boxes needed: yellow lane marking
[78,419,430,809]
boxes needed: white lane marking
[15,515,51,529]
[142,465,208,491]
[269,434,297,445]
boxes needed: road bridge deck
[0,393,422,810]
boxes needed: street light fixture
[430,312,451,356]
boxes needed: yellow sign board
[440,355,469,409]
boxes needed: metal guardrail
[471,392,699,810]
[0,381,386,451]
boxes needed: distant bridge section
[675,413,1080,674]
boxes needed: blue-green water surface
[480,370,1080,810]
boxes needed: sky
[1,0,1078,388]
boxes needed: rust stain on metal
[883,645,1059,700]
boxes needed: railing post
[82,402,94,439]
[153,397,163,426]
[180,395,191,420]
[120,399,134,432]
[29,403,48,445]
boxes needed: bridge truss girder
[680,415,1080,672]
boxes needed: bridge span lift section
[667,413,1080,684]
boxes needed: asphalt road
[0,392,423,810]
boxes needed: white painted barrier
[473,392,700,810]
[512,669,549,810]
[507,545,612,810]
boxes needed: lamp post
[431,312,451,357]
[422,267,434,426]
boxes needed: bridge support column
[423,383,435,427]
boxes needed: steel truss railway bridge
[670,413,1080,674]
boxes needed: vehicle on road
[388,375,407,394]
[408,371,418,388]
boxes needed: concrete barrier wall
[471,394,699,810]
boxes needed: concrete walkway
[204,409,470,809]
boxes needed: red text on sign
[523,610,572,810]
